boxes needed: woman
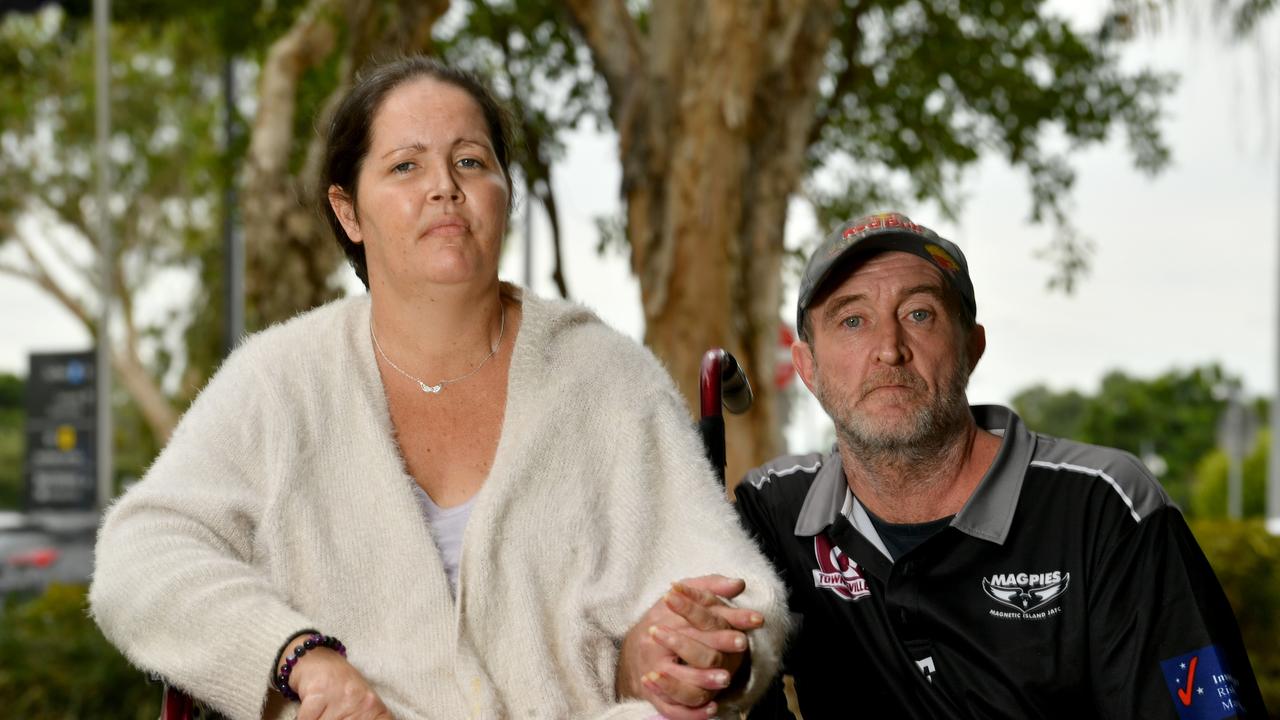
[89,57,786,720]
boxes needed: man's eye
[909,309,931,322]
[841,316,862,328]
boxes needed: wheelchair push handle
[699,349,753,485]
[700,349,753,418]
[161,683,195,720]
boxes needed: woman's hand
[278,635,393,720]
[617,575,764,720]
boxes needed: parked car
[0,511,95,595]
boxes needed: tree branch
[26,196,97,284]
[246,0,339,181]
[0,260,38,283]
[806,2,868,146]
[112,342,180,442]
[11,234,94,329]
[487,15,571,300]
[535,179,570,299]
[113,246,138,352]
[562,0,644,105]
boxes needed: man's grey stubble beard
[813,352,971,466]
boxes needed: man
[731,212,1267,718]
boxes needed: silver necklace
[370,305,506,394]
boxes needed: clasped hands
[274,573,761,720]
[617,574,765,720]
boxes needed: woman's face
[330,76,510,293]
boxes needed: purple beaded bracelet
[273,632,347,701]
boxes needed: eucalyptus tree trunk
[565,0,836,487]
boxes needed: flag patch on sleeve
[1160,645,1246,719]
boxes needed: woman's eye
[457,157,483,169]
[909,309,932,322]
[392,161,416,174]
[841,316,862,329]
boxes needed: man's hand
[279,635,393,720]
[617,575,765,720]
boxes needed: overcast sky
[1,1,1277,452]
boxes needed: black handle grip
[720,353,753,415]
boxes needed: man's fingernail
[733,635,746,650]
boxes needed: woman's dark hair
[320,56,516,288]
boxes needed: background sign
[24,351,98,511]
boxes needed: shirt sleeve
[88,346,316,720]
[1087,505,1268,719]
[733,478,784,567]
[734,478,800,720]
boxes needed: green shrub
[0,371,24,510]
[1190,430,1268,519]
[0,584,158,719]
[1190,519,1280,714]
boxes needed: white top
[89,285,788,720]
[411,484,476,597]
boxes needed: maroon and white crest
[812,534,871,601]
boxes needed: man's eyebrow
[822,293,867,323]
[822,284,947,322]
[902,284,947,301]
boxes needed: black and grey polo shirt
[736,405,1266,719]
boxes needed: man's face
[794,251,984,453]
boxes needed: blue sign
[66,360,86,385]
[24,351,98,511]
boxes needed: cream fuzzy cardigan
[90,287,787,720]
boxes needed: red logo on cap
[842,212,925,241]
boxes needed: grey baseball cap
[796,212,976,336]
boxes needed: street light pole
[1223,387,1246,519]
[93,0,114,511]
[1270,18,1280,536]
[1269,191,1280,532]
[523,180,534,289]
[223,56,243,356]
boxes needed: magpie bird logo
[982,571,1070,616]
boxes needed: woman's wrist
[273,629,318,688]
[271,631,347,701]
